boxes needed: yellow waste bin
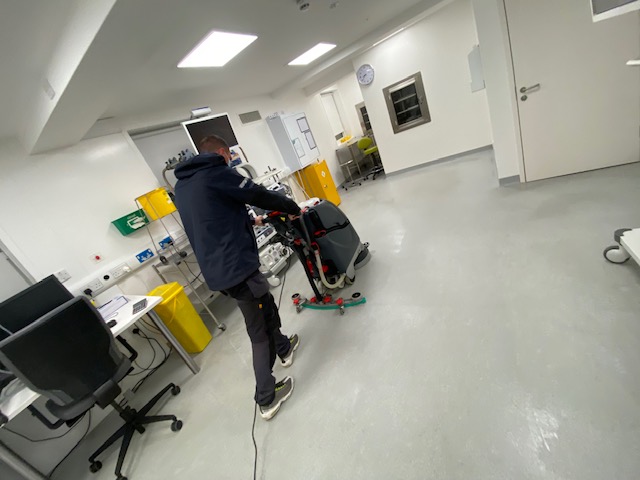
[136,187,177,220]
[148,283,212,353]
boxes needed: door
[504,0,640,181]
[0,249,30,302]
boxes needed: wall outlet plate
[84,278,104,294]
[54,269,71,283]
[111,263,131,279]
[136,249,155,264]
[158,236,173,250]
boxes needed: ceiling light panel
[178,31,258,68]
[288,43,337,66]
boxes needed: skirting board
[498,175,521,186]
[386,145,493,178]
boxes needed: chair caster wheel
[352,292,361,299]
[89,461,102,473]
[171,420,183,432]
[603,245,630,264]
[171,385,181,396]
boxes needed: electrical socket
[84,278,104,294]
[111,263,131,279]
[53,269,71,283]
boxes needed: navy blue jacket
[174,153,300,291]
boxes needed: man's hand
[288,213,301,221]
[254,215,264,226]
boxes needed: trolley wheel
[171,385,181,396]
[352,292,361,299]
[89,461,102,473]
[339,306,345,316]
[171,420,183,432]
[603,245,630,264]
[296,305,303,314]
[218,324,227,331]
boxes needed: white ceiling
[0,0,79,139]
[0,0,436,146]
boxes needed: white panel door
[0,250,29,302]
[504,0,640,181]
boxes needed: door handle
[520,83,541,94]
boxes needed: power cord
[252,258,291,479]
[49,412,92,478]
[3,412,88,443]
[252,403,258,480]
[4,412,92,477]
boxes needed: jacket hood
[174,153,227,180]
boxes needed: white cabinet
[266,113,320,173]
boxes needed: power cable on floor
[48,412,92,478]
[252,402,258,480]
[250,260,291,479]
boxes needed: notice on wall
[468,45,485,93]
[292,138,305,158]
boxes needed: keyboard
[132,299,148,315]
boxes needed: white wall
[471,0,522,179]
[0,134,167,289]
[335,73,366,136]
[352,0,493,174]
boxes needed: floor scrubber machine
[265,199,370,314]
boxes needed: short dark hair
[199,134,229,154]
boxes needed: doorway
[0,247,31,302]
[504,0,640,181]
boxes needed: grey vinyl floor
[55,149,640,480]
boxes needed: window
[320,92,346,141]
[356,102,372,134]
[383,72,431,134]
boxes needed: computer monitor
[0,275,73,341]
[181,113,239,154]
[592,0,640,21]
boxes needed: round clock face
[357,64,375,85]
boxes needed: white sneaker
[280,334,300,368]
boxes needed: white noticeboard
[468,45,485,93]
[267,113,320,173]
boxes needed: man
[174,134,301,420]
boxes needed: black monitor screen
[182,114,239,154]
[592,0,637,14]
[0,275,73,341]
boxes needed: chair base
[88,383,182,480]
[365,165,385,180]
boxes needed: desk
[621,229,640,264]
[336,138,375,186]
[0,294,200,480]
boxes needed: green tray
[112,209,149,236]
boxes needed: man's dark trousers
[225,270,291,406]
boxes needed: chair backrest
[0,275,73,342]
[357,137,372,151]
[0,297,128,409]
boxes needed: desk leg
[0,439,48,480]
[146,311,200,374]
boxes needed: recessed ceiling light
[178,31,258,68]
[288,43,337,66]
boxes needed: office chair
[357,137,385,180]
[0,296,183,480]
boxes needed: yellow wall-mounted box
[136,187,176,220]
